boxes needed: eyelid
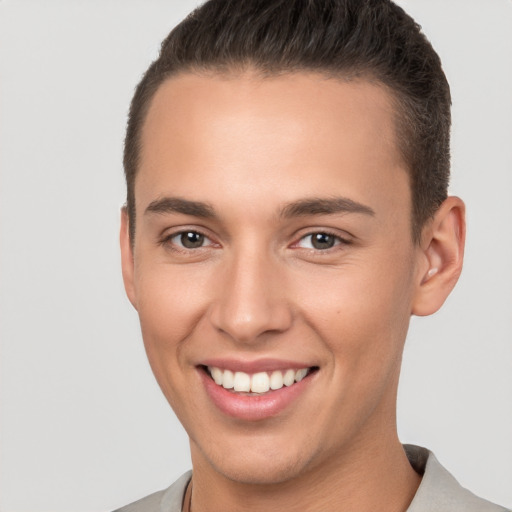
[158,226,352,252]
[172,231,213,248]
[292,229,353,250]
[159,227,219,250]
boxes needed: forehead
[137,71,408,220]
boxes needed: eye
[168,231,212,249]
[297,232,344,250]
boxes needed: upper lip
[199,358,316,374]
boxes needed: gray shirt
[114,445,508,511]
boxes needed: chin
[215,457,310,486]
[192,435,319,486]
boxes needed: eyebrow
[144,195,375,220]
[280,197,375,218]
[145,197,215,218]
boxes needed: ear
[120,207,138,310]
[412,196,466,316]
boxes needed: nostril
[209,310,294,344]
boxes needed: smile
[199,362,318,420]
[207,366,312,394]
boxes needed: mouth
[198,362,318,420]
[202,365,318,395]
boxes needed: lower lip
[199,368,314,421]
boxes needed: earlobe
[120,207,138,310]
[412,196,466,316]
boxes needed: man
[116,0,507,510]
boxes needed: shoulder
[404,445,509,512]
[113,471,192,512]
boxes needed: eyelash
[159,229,215,252]
[293,230,352,252]
[159,229,351,253]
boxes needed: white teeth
[208,366,311,393]
[283,369,296,386]
[269,370,284,390]
[251,372,270,393]
[233,371,251,392]
[211,367,223,385]
[295,368,308,382]
[222,369,234,389]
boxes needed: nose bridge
[209,241,292,343]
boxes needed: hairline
[127,65,428,246]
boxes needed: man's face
[122,72,425,484]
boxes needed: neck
[189,430,421,512]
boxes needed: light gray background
[1,1,511,511]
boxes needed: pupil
[312,233,335,249]
[181,232,204,248]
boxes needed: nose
[208,248,293,344]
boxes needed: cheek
[136,265,207,339]
[293,251,415,366]
[133,266,209,393]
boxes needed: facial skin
[121,72,465,511]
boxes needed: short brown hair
[124,0,451,242]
